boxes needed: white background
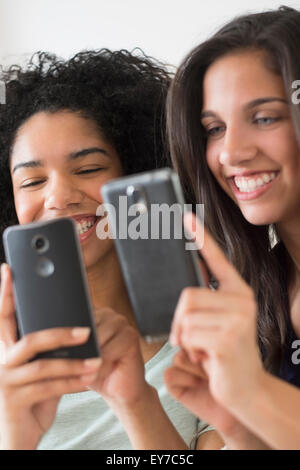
[0,0,300,68]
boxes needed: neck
[86,248,136,328]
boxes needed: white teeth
[234,172,277,192]
[76,219,95,235]
[248,179,256,190]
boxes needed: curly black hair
[0,48,172,263]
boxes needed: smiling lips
[229,170,279,200]
[233,171,277,192]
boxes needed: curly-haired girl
[0,49,220,450]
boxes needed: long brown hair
[167,6,300,373]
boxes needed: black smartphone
[3,218,100,359]
[101,168,205,342]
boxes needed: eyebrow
[12,147,109,174]
[200,97,288,120]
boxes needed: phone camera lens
[35,238,44,250]
[32,234,49,253]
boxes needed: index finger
[0,263,18,346]
[184,212,246,292]
[6,326,91,366]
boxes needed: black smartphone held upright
[101,168,205,342]
[3,218,100,359]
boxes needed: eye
[254,117,280,126]
[76,168,104,175]
[21,179,45,189]
[205,125,226,138]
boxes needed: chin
[240,207,277,227]
[81,238,115,269]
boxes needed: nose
[219,124,258,167]
[44,173,84,210]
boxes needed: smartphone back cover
[102,169,204,340]
[3,218,100,359]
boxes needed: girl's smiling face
[10,110,123,269]
[201,50,300,228]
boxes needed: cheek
[85,185,103,205]
[266,124,300,171]
[279,142,300,174]
[206,145,222,182]
[205,145,231,198]
[91,166,123,200]
[14,192,40,224]
[83,170,123,205]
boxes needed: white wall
[0,0,299,68]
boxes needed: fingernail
[84,358,102,369]
[71,327,91,339]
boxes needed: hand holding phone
[3,218,100,359]
[0,262,102,450]
[101,168,205,342]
